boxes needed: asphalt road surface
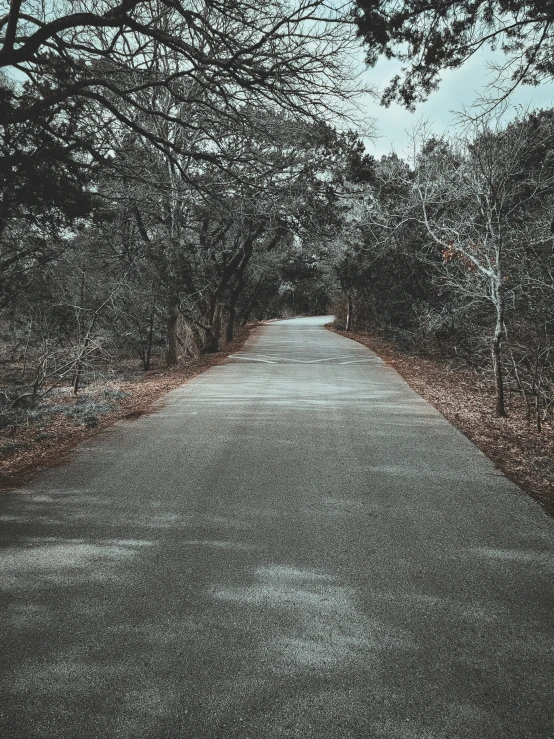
[1,316,553,739]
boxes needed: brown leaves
[441,242,477,271]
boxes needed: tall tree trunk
[345,294,352,331]
[73,311,100,394]
[205,300,222,353]
[184,322,202,358]
[144,304,155,370]
[212,301,222,351]
[241,275,265,326]
[166,295,179,366]
[72,358,83,395]
[226,273,245,343]
[492,284,506,417]
[72,273,87,393]
[226,303,236,343]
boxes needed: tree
[0,78,94,308]
[410,114,554,416]
[327,109,554,422]
[1,1,359,165]
[352,0,554,109]
[1,2,362,314]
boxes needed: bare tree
[411,113,554,416]
[1,1,361,161]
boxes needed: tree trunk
[205,300,222,353]
[492,287,506,417]
[144,305,155,371]
[213,301,222,351]
[73,312,99,394]
[226,303,236,343]
[241,275,265,326]
[226,273,244,343]
[345,294,352,331]
[73,274,87,393]
[73,360,83,395]
[166,296,179,366]
[184,322,202,358]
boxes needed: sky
[357,46,554,159]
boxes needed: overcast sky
[358,47,554,159]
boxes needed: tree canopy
[352,0,554,108]
[1,0,358,166]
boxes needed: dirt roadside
[331,326,554,518]
[0,325,257,491]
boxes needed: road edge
[327,323,554,518]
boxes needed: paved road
[1,316,553,739]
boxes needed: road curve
[1,316,553,738]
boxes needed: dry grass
[0,325,256,491]
[332,327,554,518]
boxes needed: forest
[1,0,554,493]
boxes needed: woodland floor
[332,326,554,519]
[0,325,254,491]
